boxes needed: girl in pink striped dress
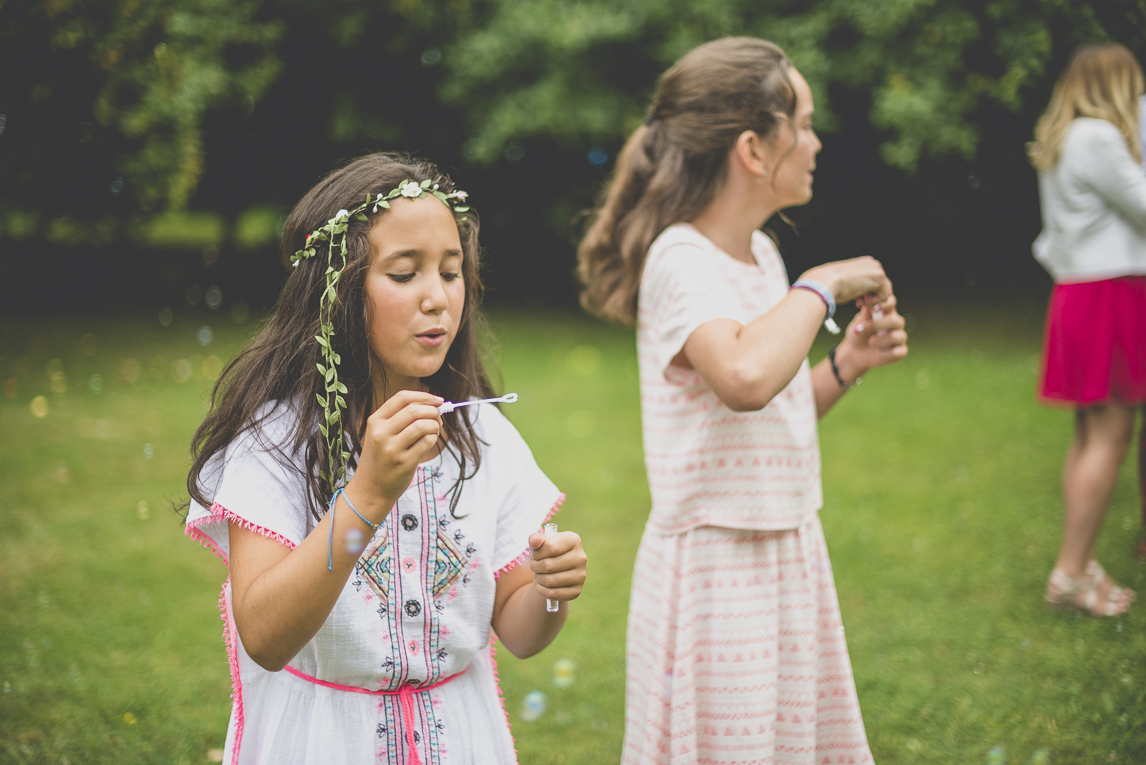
[577,38,909,764]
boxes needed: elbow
[234,619,294,673]
[501,640,543,661]
[715,365,774,412]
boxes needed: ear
[732,130,770,181]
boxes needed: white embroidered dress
[186,403,562,765]
[624,224,872,764]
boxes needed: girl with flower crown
[578,38,908,763]
[184,153,587,765]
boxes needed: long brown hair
[1029,43,1144,170]
[577,37,797,325]
[187,153,495,519]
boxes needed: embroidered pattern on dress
[359,465,471,764]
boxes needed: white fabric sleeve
[1139,96,1146,176]
[1077,120,1146,233]
[641,241,747,379]
[473,407,564,573]
[185,413,312,563]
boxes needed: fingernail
[854,323,864,334]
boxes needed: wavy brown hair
[577,37,797,325]
[1028,43,1144,170]
[187,153,495,519]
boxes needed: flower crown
[292,178,472,492]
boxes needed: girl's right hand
[799,256,892,305]
[346,390,443,517]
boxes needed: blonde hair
[1028,44,1144,170]
[576,38,796,325]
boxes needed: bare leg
[1138,407,1146,558]
[1055,406,1135,575]
[1050,406,1136,613]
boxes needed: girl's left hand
[528,529,587,605]
[837,293,909,378]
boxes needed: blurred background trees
[2,0,1145,312]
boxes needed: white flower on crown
[450,190,468,202]
[399,181,422,198]
[329,209,349,224]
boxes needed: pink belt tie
[284,664,466,765]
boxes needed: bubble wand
[544,523,559,612]
[437,392,518,415]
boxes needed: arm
[681,256,893,411]
[491,529,587,659]
[1079,121,1146,228]
[812,294,909,418]
[229,390,444,671]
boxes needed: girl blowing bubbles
[185,154,586,765]
[579,39,907,764]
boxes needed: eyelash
[387,272,461,283]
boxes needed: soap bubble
[552,658,575,688]
[567,344,602,376]
[588,147,608,168]
[505,143,525,162]
[186,284,203,307]
[172,359,192,383]
[207,750,225,763]
[202,246,219,266]
[907,739,921,752]
[158,308,174,327]
[55,462,69,483]
[521,690,546,721]
[30,395,48,418]
[110,177,124,195]
[2,682,9,693]
[421,47,442,66]
[196,325,214,346]
[137,501,150,520]
[143,443,154,459]
[89,374,103,393]
[123,712,136,724]
[93,419,110,439]
[986,745,1005,765]
[915,369,930,389]
[1029,750,1048,765]
[205,286,223,309]
[231,303,250,324]
[345,527,365,555]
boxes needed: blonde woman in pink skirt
[1031,44,1146,616]
[577,38,908,764]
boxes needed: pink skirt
[623,515,872,765]
[1040,276,1146,407]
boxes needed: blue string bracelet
[790,279,841,335]
[326,488,381,572]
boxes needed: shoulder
[1064,118,1129,155]
[645,224,720,282]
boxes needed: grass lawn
[1,298,1144,764]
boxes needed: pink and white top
[637,223,822,533]
[186,401,562,765]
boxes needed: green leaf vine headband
[291,179,472,492]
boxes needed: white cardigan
[1033,117,1146,283]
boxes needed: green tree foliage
[1,0,282,216]
[442,0,1143,172]
[2,0,1143,221]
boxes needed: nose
[421,274,450,314]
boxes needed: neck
[689,171,779,264]
[371,370,424,406]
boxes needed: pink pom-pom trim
[493,493,564,579]
[185,501,297,567]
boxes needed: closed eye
[388,273,415,283]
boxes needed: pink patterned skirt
[623,514,873,765]
[1040,276,1146,407]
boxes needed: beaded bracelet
[828,345,862,391]
[790,279,841,335]
[326,488,381,572]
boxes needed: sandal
[1045,562,1135,616]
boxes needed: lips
[415,328,448,347]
